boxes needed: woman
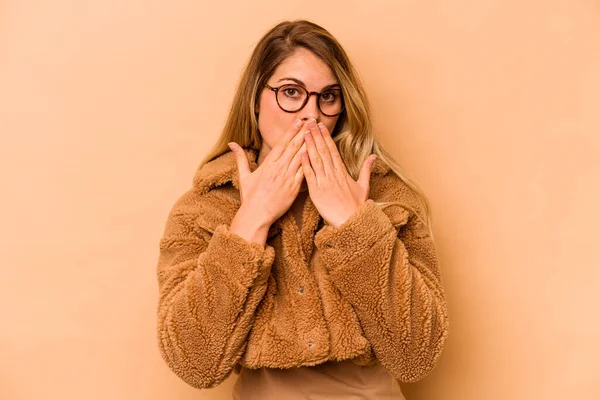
[156,19,449,399]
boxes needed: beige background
[1,1,599,399]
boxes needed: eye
[321,91,339,103]
[281,85,303,98]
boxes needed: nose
[300,93,321,122]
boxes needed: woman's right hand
[228,119,308,229]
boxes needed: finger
[304,128,325,179]
[228,142,251,180]
[318,122,347,173]
[287,142,307,175]
[294,163,304,187]
[357,154,377,189]
[280,126,308,167]
[269,119,305,162]
[308,119,334,175]
[301,151,316,186]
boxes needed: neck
[299,180,308,192]
[257,145,270,167]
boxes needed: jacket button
[298,287,304,294]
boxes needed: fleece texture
[156,147,449,389]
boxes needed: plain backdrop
[1,1,599,399]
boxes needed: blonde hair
[199,20,435,239]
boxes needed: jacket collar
[193,147,391,195]
[192,147,396,242]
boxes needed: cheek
[257,96,277,147]
[325,117,340,136]
[258,95,296,147]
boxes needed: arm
[156,188,275,388]
[314,199,449,382]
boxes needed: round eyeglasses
[264,83,344,117]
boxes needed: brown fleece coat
[156,148,449,389]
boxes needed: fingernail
[295,119,303,128]
[228,143,235,151]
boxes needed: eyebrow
[276,77,341,91]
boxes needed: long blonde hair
[199,20,435,239]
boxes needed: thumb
[228,142,251,180]
[357,154,377,189]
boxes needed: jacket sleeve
[314,198,449,383]
[156,188,275,388]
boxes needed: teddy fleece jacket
[156,147,449,389]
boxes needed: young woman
[156,19,449,399]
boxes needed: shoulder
[164,182,240,237]
[367,161,432,236]
[192,148,258,195]
[370,168,423,215]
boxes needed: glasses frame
[264,83,345,117]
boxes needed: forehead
[271,48,338,89]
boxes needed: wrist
[235,204,272,230]
[229,206,271,246]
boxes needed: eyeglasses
[264,83,344,117]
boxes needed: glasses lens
[276,84,344,116]
[277,84,307,112]
[319,89,343,116]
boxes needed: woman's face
[256,48,341,164]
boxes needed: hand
[301,119,377,227]
[228,119,309,227]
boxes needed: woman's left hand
[301,119,377,227]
